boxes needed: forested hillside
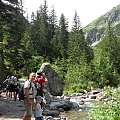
[84,4,120,45]
[0,0,120,93]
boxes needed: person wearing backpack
[9,78,16,98]
[36,71,48,97]
[23,72,37,120]
[14,82,21,101]
[35,71,48,108]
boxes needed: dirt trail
[0,93,34,120]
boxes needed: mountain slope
[84,4,120,45]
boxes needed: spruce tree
[31,0,52,60]
[0,0,22,82]
[68,11,93,64]
[48,7,58,61]
[93,23,120,87]
[59,13,69,59]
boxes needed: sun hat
[35,96,43,100]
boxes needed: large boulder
[40,63,63,96]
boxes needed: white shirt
[24,80,37,98]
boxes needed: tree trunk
[0,30,4,84]
[0,50,4,84]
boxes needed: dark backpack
[35,78,41,89]
[18,82,31,101]
[35,78,43,96]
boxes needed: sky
[23,0,120,28]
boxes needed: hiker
[7,75,18,98]
[36,71,48,97]
[34,96,43,120]
[8,76,16,98]
[14,82,21,101]
[35,71,48,108]
[3,77,10,97]
[23,72,37,120]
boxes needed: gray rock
[42,108,60,117]
[44,89,53,104]
[40,63,63,96]
[50,100,72,111]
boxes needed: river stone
[50,100,72,111]
[39,63,63,96]
[42,108,60,117]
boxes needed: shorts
[24,98,34,115]
[9,84,15,92]
[35,116,43,120]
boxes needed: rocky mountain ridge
[84,4,120,45]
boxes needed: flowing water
[59,100,94,120]
[60,110,88,120]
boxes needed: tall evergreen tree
[30,11,41,55]
[39,0,50,59]
[48,7,57,39]
[93,23,120,87]
[48,7,58,61]
[4,12,27,75]
[59,13,69,59]
[51,26,61,59]
[31,0,52,60]
[68,11,93,64]
[0,0,22,82]
[107,24,120,73]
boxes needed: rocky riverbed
[0,87,110,120]
[0,92,32,120]
[0,92,88,120]
[0,92,69,120]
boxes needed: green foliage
[59,13,69,59]
[68,11,94,64]
[0,0,23,81]
[52,58,68,83]
[88,87,120,120]
[64,62,94,94]
[1,0,120,92]
[51,27,61,59]
[92,24,120,87]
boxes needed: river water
[60,110,88,120]
[59,100,94,120]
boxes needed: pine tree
[0,0,22,82]
[48,7,58,61]
[48,7,57,39]
[93,23,120,87]
[68,11,93,64]
[59,13,69,59]
[51,26,61,59]
[31,0,52,60]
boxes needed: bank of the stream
[60,110,87,120]
[0,92,89,120]
[2,86,119,120]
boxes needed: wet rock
[50,100,72,111]
[43,108,60,117]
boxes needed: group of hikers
[23,71,48,120]
[2,71,48,120]
[3,75,21,100]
